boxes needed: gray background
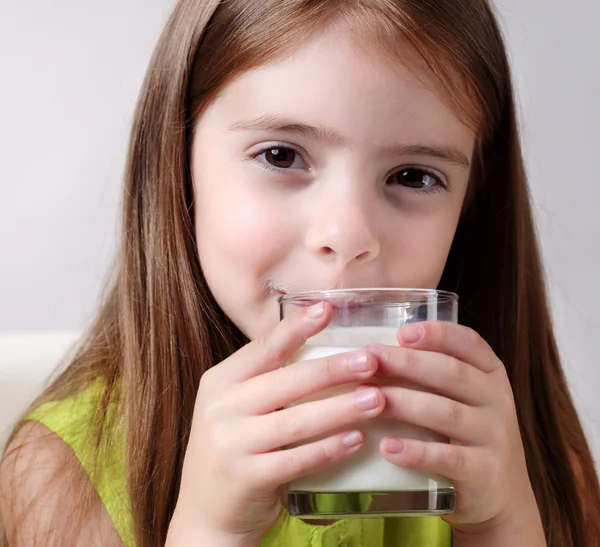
[1,1,598,464]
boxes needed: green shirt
[27,379,452,546]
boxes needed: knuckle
[432,321,449,344]
[442,399,462,426]
[400,348,415,375]
[201,393,232,425]
[257,334,288,364]
[414,442,429,466]
[202,399,221,421]
[275,410,302,440]
[287,450,311,477]
[444,444,466,473]
[319,438,340,465]
[449,357,467,385]
[322,355,339,383]
[388,387,407,417]
[278,364,299,392]
[208,424,239,464]
[199,367,217,390]
[463,326,481,346]
[500,384,517,409]
[288,329,309,353]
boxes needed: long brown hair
[2,1,599,546]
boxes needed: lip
[265,279,315,296]
[268,283,334,307]
[267,281,364,296]
[276,294,373,308]
[269,284,337,301]
[267,284,293,296]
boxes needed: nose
[304,187,380,266]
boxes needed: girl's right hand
[167,302,384,546]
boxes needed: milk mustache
[287,326,452,493]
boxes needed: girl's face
[192,25,475,340]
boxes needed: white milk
[287,327,452,493]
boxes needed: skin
[167,24,546,547]
[192,26,472,340]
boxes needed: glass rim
[278,287,458,305]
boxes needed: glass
[279,288,458,519]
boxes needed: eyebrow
[229,114,470,169]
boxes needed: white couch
[0,331,80,449]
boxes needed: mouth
[265,272,355,292]
[266,281,340,299]
[265,281,293,296]
[264,276,356,297]
[265,281,330,308]
[268,283,375,309]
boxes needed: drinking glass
[279,288,458,518]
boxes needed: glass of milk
[279,288,458,519]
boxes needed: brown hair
[2,0,599,545]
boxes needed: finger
[247,387,384,452]
[209,302,333,386]
[254,429,367,488]
[366,345,488,406]
[376,385,486,444]
[397,322,499,373]
[236,348,378,414]
[380,436,481,482]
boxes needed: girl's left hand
[366,322,537,531]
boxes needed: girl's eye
[388,168,446,193]
[253,146,308,171]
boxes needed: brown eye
[389,168,443,192]
[265,148,297,169]
[254,145,309,171]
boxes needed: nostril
[355,250,372,262]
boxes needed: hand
[366,322,537,533]
[169,303,385,544]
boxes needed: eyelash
[389,167,447,195]
[250,144,448,194]
[250,143,306,173]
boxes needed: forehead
[208,25,475,155]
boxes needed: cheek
[194,167,293,278]
[385,207,461,288]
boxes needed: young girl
[1,0,599,546]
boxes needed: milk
[287,327,452,493]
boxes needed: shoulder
[0,420,124,546]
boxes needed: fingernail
[348,350,371,372]
[342,431,364,447]
[355,388,379,410]
[384,437,405,453]
[306,302,324,318]
[400,324,424,343]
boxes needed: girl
[1,0,599,546]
